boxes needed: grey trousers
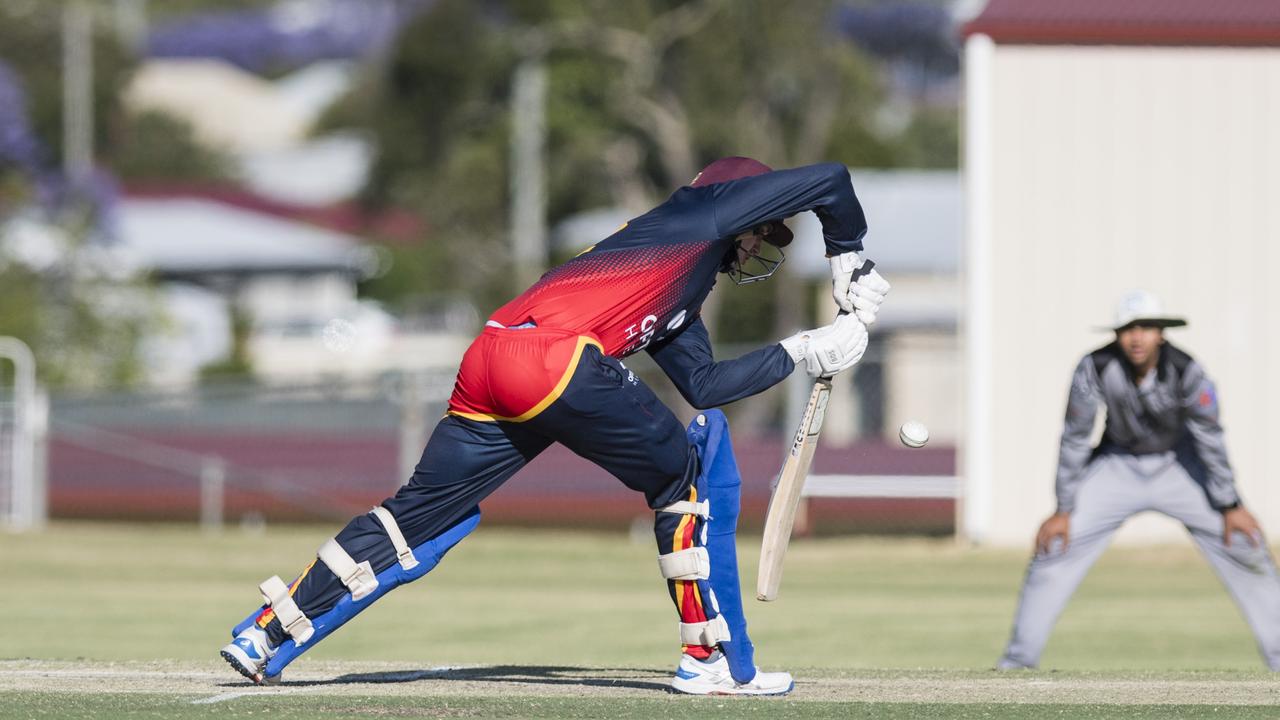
[998,451,1280,670]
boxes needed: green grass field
[2,522,1277,718]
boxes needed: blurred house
[962,0,1280,544]
[114,189,468,387]
[116,18,471,387]
[130,0,434,205]
[125,58,370,205]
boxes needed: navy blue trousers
[271,345,700,643]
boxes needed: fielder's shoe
[670,651,794,696]
[220,626,278,684]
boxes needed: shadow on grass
[225,665,672,693]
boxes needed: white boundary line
[0,668,223,679]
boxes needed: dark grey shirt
[1055,342,1239,513]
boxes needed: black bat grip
[850,258,876,282]
[832,259,875,322]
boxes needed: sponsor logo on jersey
[623,314,660,354]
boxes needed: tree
[0,3,236,198]
[891,106,958,168]
[112,110,235,184]
[327,0,892,329]
[0,4,167,389]
[321,0,521,314]
[0,225,158,389]
[0,3,133,188]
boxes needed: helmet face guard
[724,240,785,285]
[693,158,793,285]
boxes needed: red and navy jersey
[489,162,868,358]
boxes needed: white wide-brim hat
[1098,289,1187,331]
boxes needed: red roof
[964,0,1280,46]
[123,184,425,243]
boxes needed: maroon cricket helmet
[690,156,794,247]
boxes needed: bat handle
[834,259,874,322]
[823,259,876,376]
[851,258,876,281]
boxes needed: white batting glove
[829,251,890,326]
[779,313,869,378]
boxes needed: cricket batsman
[220,157,890,694]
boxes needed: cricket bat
[756,262,874,602]
[755,372,833,601]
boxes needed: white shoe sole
[671,676,794,696]
[220,643,269,685]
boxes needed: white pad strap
[318,538,379,601]
[658,500,710,519]
[680,615,731,646]
[370,506,419,570]
[259,575,314,645]
[658,546,710,581]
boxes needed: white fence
[0,337,46,531]
[802,474,958,499]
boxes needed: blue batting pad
[687,409,757,684]
[231,506,481,679]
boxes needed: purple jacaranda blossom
[0,59,120,233]
[147,0,435,74]
[0,59,59,206]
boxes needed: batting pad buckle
[680,615,731,646]
[658,499,710,519]
[658,546,710,581]
[370,506,419,571]
[318,538,379,601]
[259,575,314,645]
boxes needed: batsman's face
[734,227,765,266]
[1116,323,1164,368]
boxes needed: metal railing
[802,474,958,499]
[0,336,43,531]
[46,374,458,529]
[50,417,369,530]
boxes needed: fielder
[997,290,1280,671]
[221,157,891,694]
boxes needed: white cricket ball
[899,420,929,449]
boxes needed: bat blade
[756,375,832,602]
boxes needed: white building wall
[964,42,1280,545]
[240,273,355,327]
[884,330,961,445]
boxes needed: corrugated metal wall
[965,43,1280,545]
